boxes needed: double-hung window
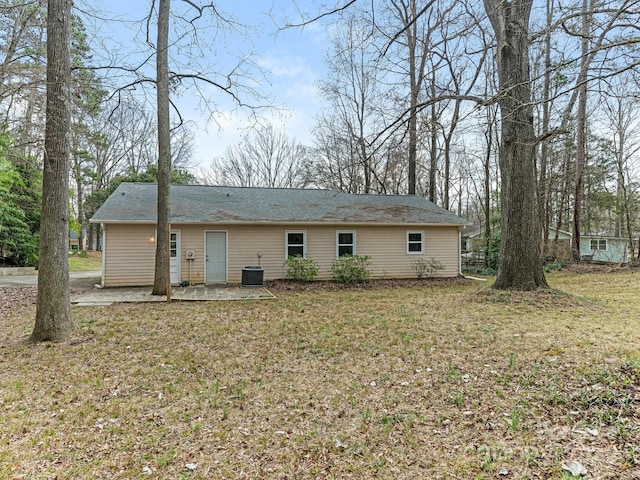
[286,231,306,258]
[407,231,424,254]
[337,231,355,256]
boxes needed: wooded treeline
[2,0,640,268]
[0,1,197,264]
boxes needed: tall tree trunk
[538,0,554,257]
[483,108,494,262]
[429,89,437,203]
[18,87,36,157]
[76,171,85,251]
[71,140,86,251]
[152,0,171,295]
[87,223,94,251]
[571,0,590,262]
[31,0,73,342]
[408,84,418,195]
[553,140,573,258]
[614,100,624,239]
[484,0,548,290]
[442,97,461,211]
[390,0,429,195]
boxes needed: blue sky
[91,0,333,169]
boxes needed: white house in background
[579,234,629,263]
[549,228,629,263]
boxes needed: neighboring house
[542,228,573,260]
[579,234,629,264]
[547,227,572,240]
[90,183,470,287]
[546,228,629,263]
[461,225,482,252]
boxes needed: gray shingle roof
[90,183,469,226]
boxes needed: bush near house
[330,254,371,283]
[283,255,319,282]
[411,257,444,278]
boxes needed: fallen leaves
[0,273,638,478]
[0,286,36,316]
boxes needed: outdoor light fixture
[149,235,155,243]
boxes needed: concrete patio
[71,284,276,306]
[1,269,276,305]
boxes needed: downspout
[458,228,462,276]
[100,223,106,288]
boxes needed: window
[170,232,178,258]
[407,231,424,254]
[590,238,607,251]
[286,231,306,258]
[337,231,355,256]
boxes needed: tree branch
[281,0,357,29]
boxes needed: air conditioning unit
[185,250,195,259]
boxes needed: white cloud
[259,54,310,78]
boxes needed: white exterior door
[206,231,227,284]
[170,231,180,285]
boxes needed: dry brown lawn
[1,272,639,479]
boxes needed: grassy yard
[68,251,102,272]
[0,273,638,479]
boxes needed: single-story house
[90,183,470,287]
[579,234,629,264]
[545,228,629,263]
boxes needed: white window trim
[170,230,179,258]
[336,230,356,257]
[285,230,307,259]
[407,230,425,254]
[590,238,607,251]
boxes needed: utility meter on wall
[185,250,195,259]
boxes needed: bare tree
[316,12,385,193]
[93,100,193,176]
[386,0,436,195]
[571,0,592,261]
[0,1,47,159]
[152,0,171,296]
[312,114,366,193]
[534,0,555,251]
[483,0,548,290]
[209,124,311,188]
[600,81,640,260]
[31,0,73,341]
[435,14,488,209]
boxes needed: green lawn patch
[68,251,102,272]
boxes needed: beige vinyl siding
[232,224,461,280]
[103,224,157,287]
[328,226,459,278]
[103,223,461,287]
[174,225,207,284]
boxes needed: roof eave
[89,219,157,224]
[92,219,470,227]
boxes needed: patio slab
[71,285,275,305]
